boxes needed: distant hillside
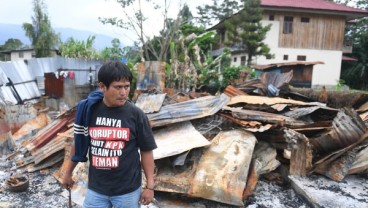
[0,23,118,50]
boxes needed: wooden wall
[263,11,346,50]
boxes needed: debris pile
[1,71,368,207]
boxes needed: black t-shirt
[87,100,157,196]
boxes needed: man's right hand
[62,172,75,189]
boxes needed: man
[62,60,157,208]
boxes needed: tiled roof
[261,0,368,14]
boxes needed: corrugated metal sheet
[31,128,73,165]
[227,95,308,106]
[147,94,230,127]
[0,58,102,104]
[189,129,257,206]
[283,106,338,119]
[0,60,41,103]
[224,85,248,97]
[261,70,293,88]
[152,121,210,160]
[135,93,166,113]
[27,57,102,86]
[311,108,366,155]
[219,112,273,132]
[25,111,75,152]
[12,113,49,146]
[223,106,307,126]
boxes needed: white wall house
[210,0,368,88]
[1,49,59,61]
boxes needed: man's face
[99,79,130,107]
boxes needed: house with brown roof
[210,0,368,87]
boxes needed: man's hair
[98,60,133,88]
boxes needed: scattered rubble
[1,71,368,207]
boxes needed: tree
[1,39,24,50]
[121,44,141,64]
[180,4,194,24]
[338,0,368,90]
[100,38,124,60]
[99,0,183,62]
[196,0,241,27]
[225,0,271,66]
[59,36,99,59]
[22,0,60,57]
[342,32,368,90]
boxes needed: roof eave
[263,6,368,20]
[208,6,368,31]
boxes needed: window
[283,55,289,60]
[31,52,36,58]
[301,17,310,23]
[266,54,272,59]
[19,52,24,58]
[241,56,246,66]
[233,57,237,62]
[269,15,274,21]
[297,55,307,61]
[283,16,293,34]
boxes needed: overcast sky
[0,0,211,45]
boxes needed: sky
[0,0,211,46]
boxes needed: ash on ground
[1,155,309,208]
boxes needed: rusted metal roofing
[223,106,307,126]
[31,128,74,165]
[253,61,324,71]
[349,143,368,174]
[152,121,210,160]
[284,128,313,177]
[12,113,50,146]
[313,131,368,182]
[189,129,257,206]
[147,94,230,127]
[311,108,366,156]
[25,111,75,152]
[227,95,308,106]
[135,93,166,113]
[219,112,273,132]
[223,85,249,97]
[283,105,338,119]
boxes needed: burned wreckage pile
[0,72,368,208]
